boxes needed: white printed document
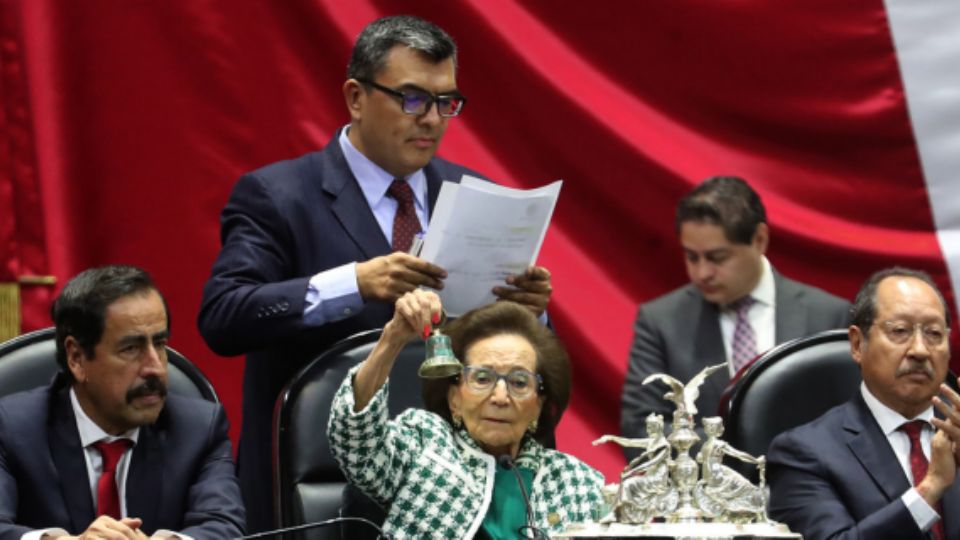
[420,176,562,316]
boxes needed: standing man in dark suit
[620,177,849,454]
[768,267,960,540]
[0,265,244,539]
[197,15,553,532]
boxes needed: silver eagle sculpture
[642,363,726,417]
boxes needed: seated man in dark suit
[768,267,960,540]
[620,176,849,455]
[0,265,244,539]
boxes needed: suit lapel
[48,388,96,531]
[424,161,447,215]
[321,130,454,257]
[844,396,911,502]
[773,272,807,343]
[126,421,164,529]
[692,290,730,395]
[321,134,391,259]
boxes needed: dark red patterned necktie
[900,421,945,540]
[730,296,757,372]
[93,439,132,518]
[387,179,421,252]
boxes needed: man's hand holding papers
[493,265,552,317]
[357,252,447,303]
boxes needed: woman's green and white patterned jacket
[328,366,605,539]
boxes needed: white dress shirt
[21,390,187,540]
[302,126,429,325]
[72,389,140,519]
[718,256,776,375]
[860,383,941,532]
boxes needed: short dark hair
[421,302,570,446]
[850,266,951,336]
[52,265,168,377]
[347,15,457,81]
[674,176,767,244]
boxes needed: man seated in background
[768,267,960,540]
[0,265,244,539]
[620,176,849,456]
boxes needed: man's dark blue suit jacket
[0,378,245,539]
[197,131,479,531]
[769,394,960,540]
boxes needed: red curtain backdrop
[1,0,955,478]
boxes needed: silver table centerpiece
[557,364,801,539]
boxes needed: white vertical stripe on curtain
[885,0,960,314]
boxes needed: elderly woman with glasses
[328,290,604,539]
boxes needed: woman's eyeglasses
[461,366,542,399]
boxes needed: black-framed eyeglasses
[357,79,466,117]
[461,366,543,399]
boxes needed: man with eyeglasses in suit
[198,15,553,532]
[768,267,960,540]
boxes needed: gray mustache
[895,362,935,378]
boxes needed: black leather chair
[273,329,427,540]
[0,327,218,403]
[723,328,960,481]
[723,329,857,469]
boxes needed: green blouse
[477,464,535,539]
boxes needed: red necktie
[900,421,945,540]
[93,439,132,518]
[387,179,421,252]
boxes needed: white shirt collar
[69,387,140,447]
[860,382,934,436]
[338,126,426,213]
[752,256,775,307]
